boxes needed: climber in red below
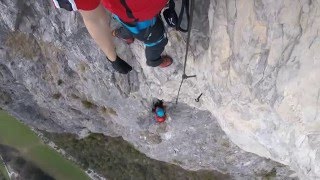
[152,100,167,123]
[52,0,173,74]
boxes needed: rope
[175,77,185,104]
[175,0,195,104]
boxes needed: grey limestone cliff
[0,0,319,179]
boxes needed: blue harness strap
[114,15,165,47]
[145,34,165,47]
[113,15,157,34]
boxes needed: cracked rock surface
[0,0,319,179]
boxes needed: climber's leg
[145,39,172,67]
[112,26,134,44]
[133,17,173,67]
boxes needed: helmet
[156,107,165,117]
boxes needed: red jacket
[53,0,168,23]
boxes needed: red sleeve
[75,0,100,11]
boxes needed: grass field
[0,110,90,180]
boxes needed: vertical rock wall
[194,1,320,179]
[0,0,319,179]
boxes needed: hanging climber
[52,0,173,74]
[152,100,167,123]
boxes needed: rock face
[0,0,319,179]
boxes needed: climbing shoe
[112,27,134,44]
[108,56,132,74]
[158,55,173,68]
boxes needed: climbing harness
[113,15,157,34]
[175,0,195,104]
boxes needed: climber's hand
[108,56,132,74]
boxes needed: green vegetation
[45,133,231,180]
[78,63,88,73]
[81,100,96,109]
[0,91,12,106]
[0,110,90,180]
[262,168,277,180]
[5,32,40,59]
[0,110,231,179]
[5,32,61,61]
[100,106,118,116]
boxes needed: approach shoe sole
[159,55,173,68]
[112,29,134,45]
